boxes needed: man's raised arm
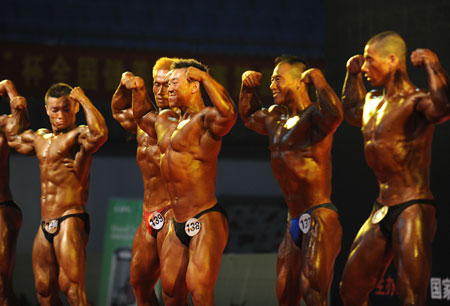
[411,49,450,123]
[238,71,269,135]
[70,87,108,153]
[302,68,343,134]
[186,67,237,137]
[111,72,138,134]
[128,76,158,136]
[341,55,366,127]
[0,80,34,155]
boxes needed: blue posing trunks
[373,199,436,239]
[173,203,228,247]
[40,212,90,244]
[289,202,339,248]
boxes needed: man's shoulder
[408,88,428,98]
[157,109,179,119]
[366,89,384,99]
[36,128,51,136]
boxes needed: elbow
[99,128,109,145]
[428,102,450,124]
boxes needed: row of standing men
[0,30,449,305]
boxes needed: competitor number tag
[372,205,388,224]
[46,219,59,234]
[148,211,165,230]
[185,217,201,237]
[299,213,311,234]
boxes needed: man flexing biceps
[339,31,450,306]
[111,57,176,306]
[0,79,29,305]
[6,83,107,306]
[239,55,343,306]
[133,59,236,306]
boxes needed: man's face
[361,43,390,87]
[46,96,77,133]
[153,69,170,109]
[167,68,192,109]
[269,62,297,105]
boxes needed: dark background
[1,0,450,304]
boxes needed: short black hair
[171,59,209,73]
[45,83,73,104]
[274,55,308,79]
[274,55,308,69]
[367,31,407,63]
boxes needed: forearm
[132,89,157,134]
[79,97,108,139]
[111,86,138,133]
[9,96,30,134]
[238,86,260,122]
[312,75,343,123]
[202,74,236,117]
[341,72,365,126]
[0,80,20,99]
[132,87,156,124]
[111,84,132,116]
[426,61,450,115]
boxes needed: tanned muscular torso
[361,90,434,206]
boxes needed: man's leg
[54,216,89,306]
[130,216,160,306]
[276,224,303,306]
[301,208,342,306]
[185,211,229,306]
[0,207,21,305]
[340,213,393,306]
[32,227,62,306]
[159,222,189,306]
[392,204,436,305]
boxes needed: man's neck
[384,69,415,98]
[285,91,311,115]
[181,97,204,116]
[53,125,76,135]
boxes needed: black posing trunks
[373,199,436,239]
[173,203,228,247]
[40,212,90,244]
[0,200,22,214]
[289,202,339,248]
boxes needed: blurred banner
[0,42,323,102]
[98,199,141,306]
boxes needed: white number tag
[185,217,201,237]
[46,219,59,234]
[299,213,311,234]
[371,205,388,224]
[148,211,165,230]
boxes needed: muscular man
[239,56,343,306]
[339,31,450,306]
[6,83,108,305]
[0,80,28,306]
[111,57,175,306]
[133,59,236,305]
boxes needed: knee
[35,274,52,297]
[186,276,214,304]
[65,282,88,305]
[160,273,177,298]
[129,265,140,290]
